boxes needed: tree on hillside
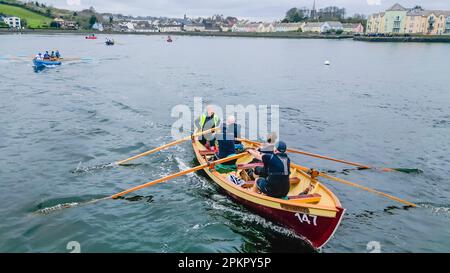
[73,11,78,16]
[45,8,52,17]
[284,8,305,22]
[317,6,346,21]
[89,15,97,27]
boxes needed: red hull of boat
[227,191,345,249]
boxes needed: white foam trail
[206,199,301,239]
[38,202,80,214]
[421,203,450,217]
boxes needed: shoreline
[2,29,450,43]
[354,35,450,43]
[0,28,352,40]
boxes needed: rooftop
[387,3,408,12]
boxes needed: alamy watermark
[170,97,280,141]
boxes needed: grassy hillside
[0,3,52,28]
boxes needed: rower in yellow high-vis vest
[195,105,221,148]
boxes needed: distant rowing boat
[192,130,345,250]
[33,59,62,69]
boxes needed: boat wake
[419,203,450,217]
[71,161,117,174]
[205,199,302,240]
[32,194,154,215]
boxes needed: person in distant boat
[55,50,61,59]
[50,51,56,60]
[35,53,43,61]
[247,141,291,198]
[43,51,50,60]
[195,105,220,148]
[216,116,241,165]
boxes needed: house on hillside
[92,22,104,31]
[3,17,21,29]
[53,18,79,30]
[134,21,158,32]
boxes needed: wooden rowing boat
[191,133,345,250]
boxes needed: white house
[119,22,135,32]
[303,21,343,33]
[158,24,183,32]
[183,23,205,32]
[232,23,274,33]
[3,17,21,29]
[92,22,104,31]
[274,22,304,32]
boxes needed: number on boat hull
[295,213,318,226]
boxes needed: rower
[258,132,277,154]
[55,50,61,59]
[195,105,220,149]
[247,141,291,198]
[43,51,50,60]
[216,116,241,165]
[35,53,43,61]
[252,132,278,178]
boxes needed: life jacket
[267,153,290,176]
[200,113,220,129]
[217,124,236,160]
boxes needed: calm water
[0,33,449,253]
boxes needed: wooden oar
[116,127,219,165]
[39,153,246,214]
[291,163,417,207]
[238,138,418,173]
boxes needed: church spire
[311,0,317,20]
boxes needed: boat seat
[288,193,322,203]
[199,150,217,156]
[240,177,300,189]
[290,177,301,185]
[237,163,264,170]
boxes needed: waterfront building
[3,17,21,29]
[273,22,304,32]
[183,23,206,32]
[367,3,450,35]
[342,23,364,34]
[158,24,183,32]
[231,23,262,32]
[367,12,385,34]
[302,21,343,33]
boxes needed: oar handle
[116,127,219,165]
[110,153,245,199]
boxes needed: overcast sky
[43,0,450,20]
